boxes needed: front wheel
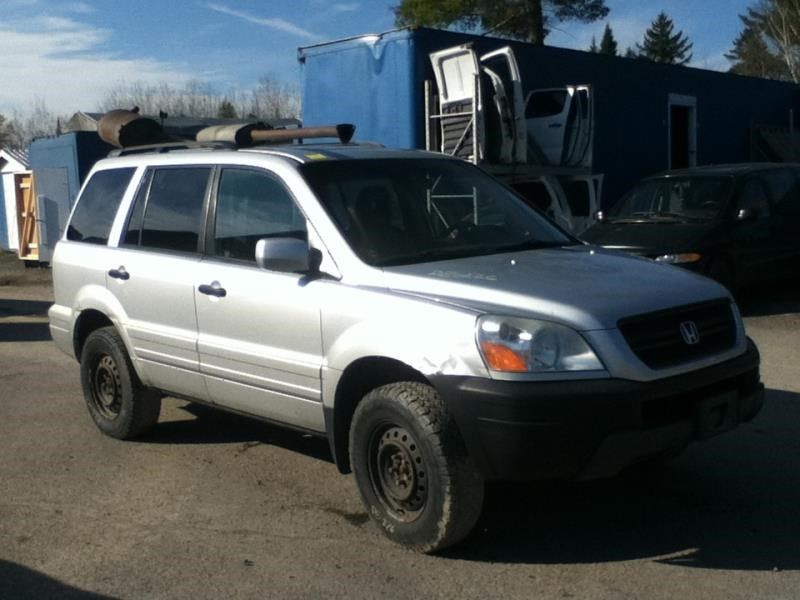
[349,382,484,553]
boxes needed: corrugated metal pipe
[98,109,169,148]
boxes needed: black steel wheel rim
[368,424,428,522]
[91,355,122,419]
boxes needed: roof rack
[97,109,357,155]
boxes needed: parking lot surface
[1,257,798,599]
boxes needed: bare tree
[98,76,300,121]
[4,99,66,147]
[759,0,800,81]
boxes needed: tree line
[0,75,300,149]
[396,0,800,77]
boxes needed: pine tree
[726,3,798,82]
[589,35,599,52]
[395,0,610,46]
[726,14,789,79]
[636,12,693,65]
[217,99,237,119]
[598,23,618,55]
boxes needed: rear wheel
[80,326,161,439]
[349,382,484,553]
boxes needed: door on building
[15,173,39,262]
[668,94,697,170]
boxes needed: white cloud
[206,3,319,40]
[0,18,194,114]
[692,51,731,73]
[332,3,360,12]
[64,2,95,14]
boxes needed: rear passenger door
[730,176,773,284]
[108,165,212,400]
[194,167,325,432]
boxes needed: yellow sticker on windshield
[305,153,328,160]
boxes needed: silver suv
[49,141,764,552]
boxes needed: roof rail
[107,141,233,157]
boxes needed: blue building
[299,27,800,206]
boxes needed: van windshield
[609,176,733,222]
[299,158,575,266]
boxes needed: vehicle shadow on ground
[737,280,800,318]
[141,402,334,464]
[0,298,51,318]
[0,560,116,599]
[447,388,800,571]
[0,298,52,342]
[0,322,51,342]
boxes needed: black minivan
[582,163,800,291]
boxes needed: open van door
[479,47,527,164]
[429,45,484,161]
[525,85,593,168]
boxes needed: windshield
[299,158,574,266]
[609,176,733,222]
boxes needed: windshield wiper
[611,211,687,223]
[485,240,575,254]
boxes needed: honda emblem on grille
[680,321,700,345]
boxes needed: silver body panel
[50,145,746,432]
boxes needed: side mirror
[594,210,606,222]
[255,237,310,273]
[736,207,758,222]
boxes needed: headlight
[654,253,702,264]
[477,315,604,373]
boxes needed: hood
[581,221,719,256]
[380,246,728,331]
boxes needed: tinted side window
[213,168,306,262]
[122,170,152,247]
[67,168,135,244]
[140,167,211,253]
[560,179,591,217]
[736,178,770,217]
[525,90,568,119]
[764,169,800,218]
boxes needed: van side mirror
[736,207,758,222]
[255,237,310,273]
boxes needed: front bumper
[430,339,763,481]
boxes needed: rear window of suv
[67,168,136,244]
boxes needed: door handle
[548,123,563,129]
[198,282,227,298]
[108,267,130,280]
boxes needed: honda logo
[680,321,700,345]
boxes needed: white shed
[0,148,31,252]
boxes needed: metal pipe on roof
[97,109,168,148]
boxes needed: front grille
[618,299,737,369]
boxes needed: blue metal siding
[0,183,8,250]
[300,30,419,149]
[300,27,800,206]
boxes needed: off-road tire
[80,326,161,439]
[349,382,484,553]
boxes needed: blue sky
[0,0,756,115]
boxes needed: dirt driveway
[1,253,798,599]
